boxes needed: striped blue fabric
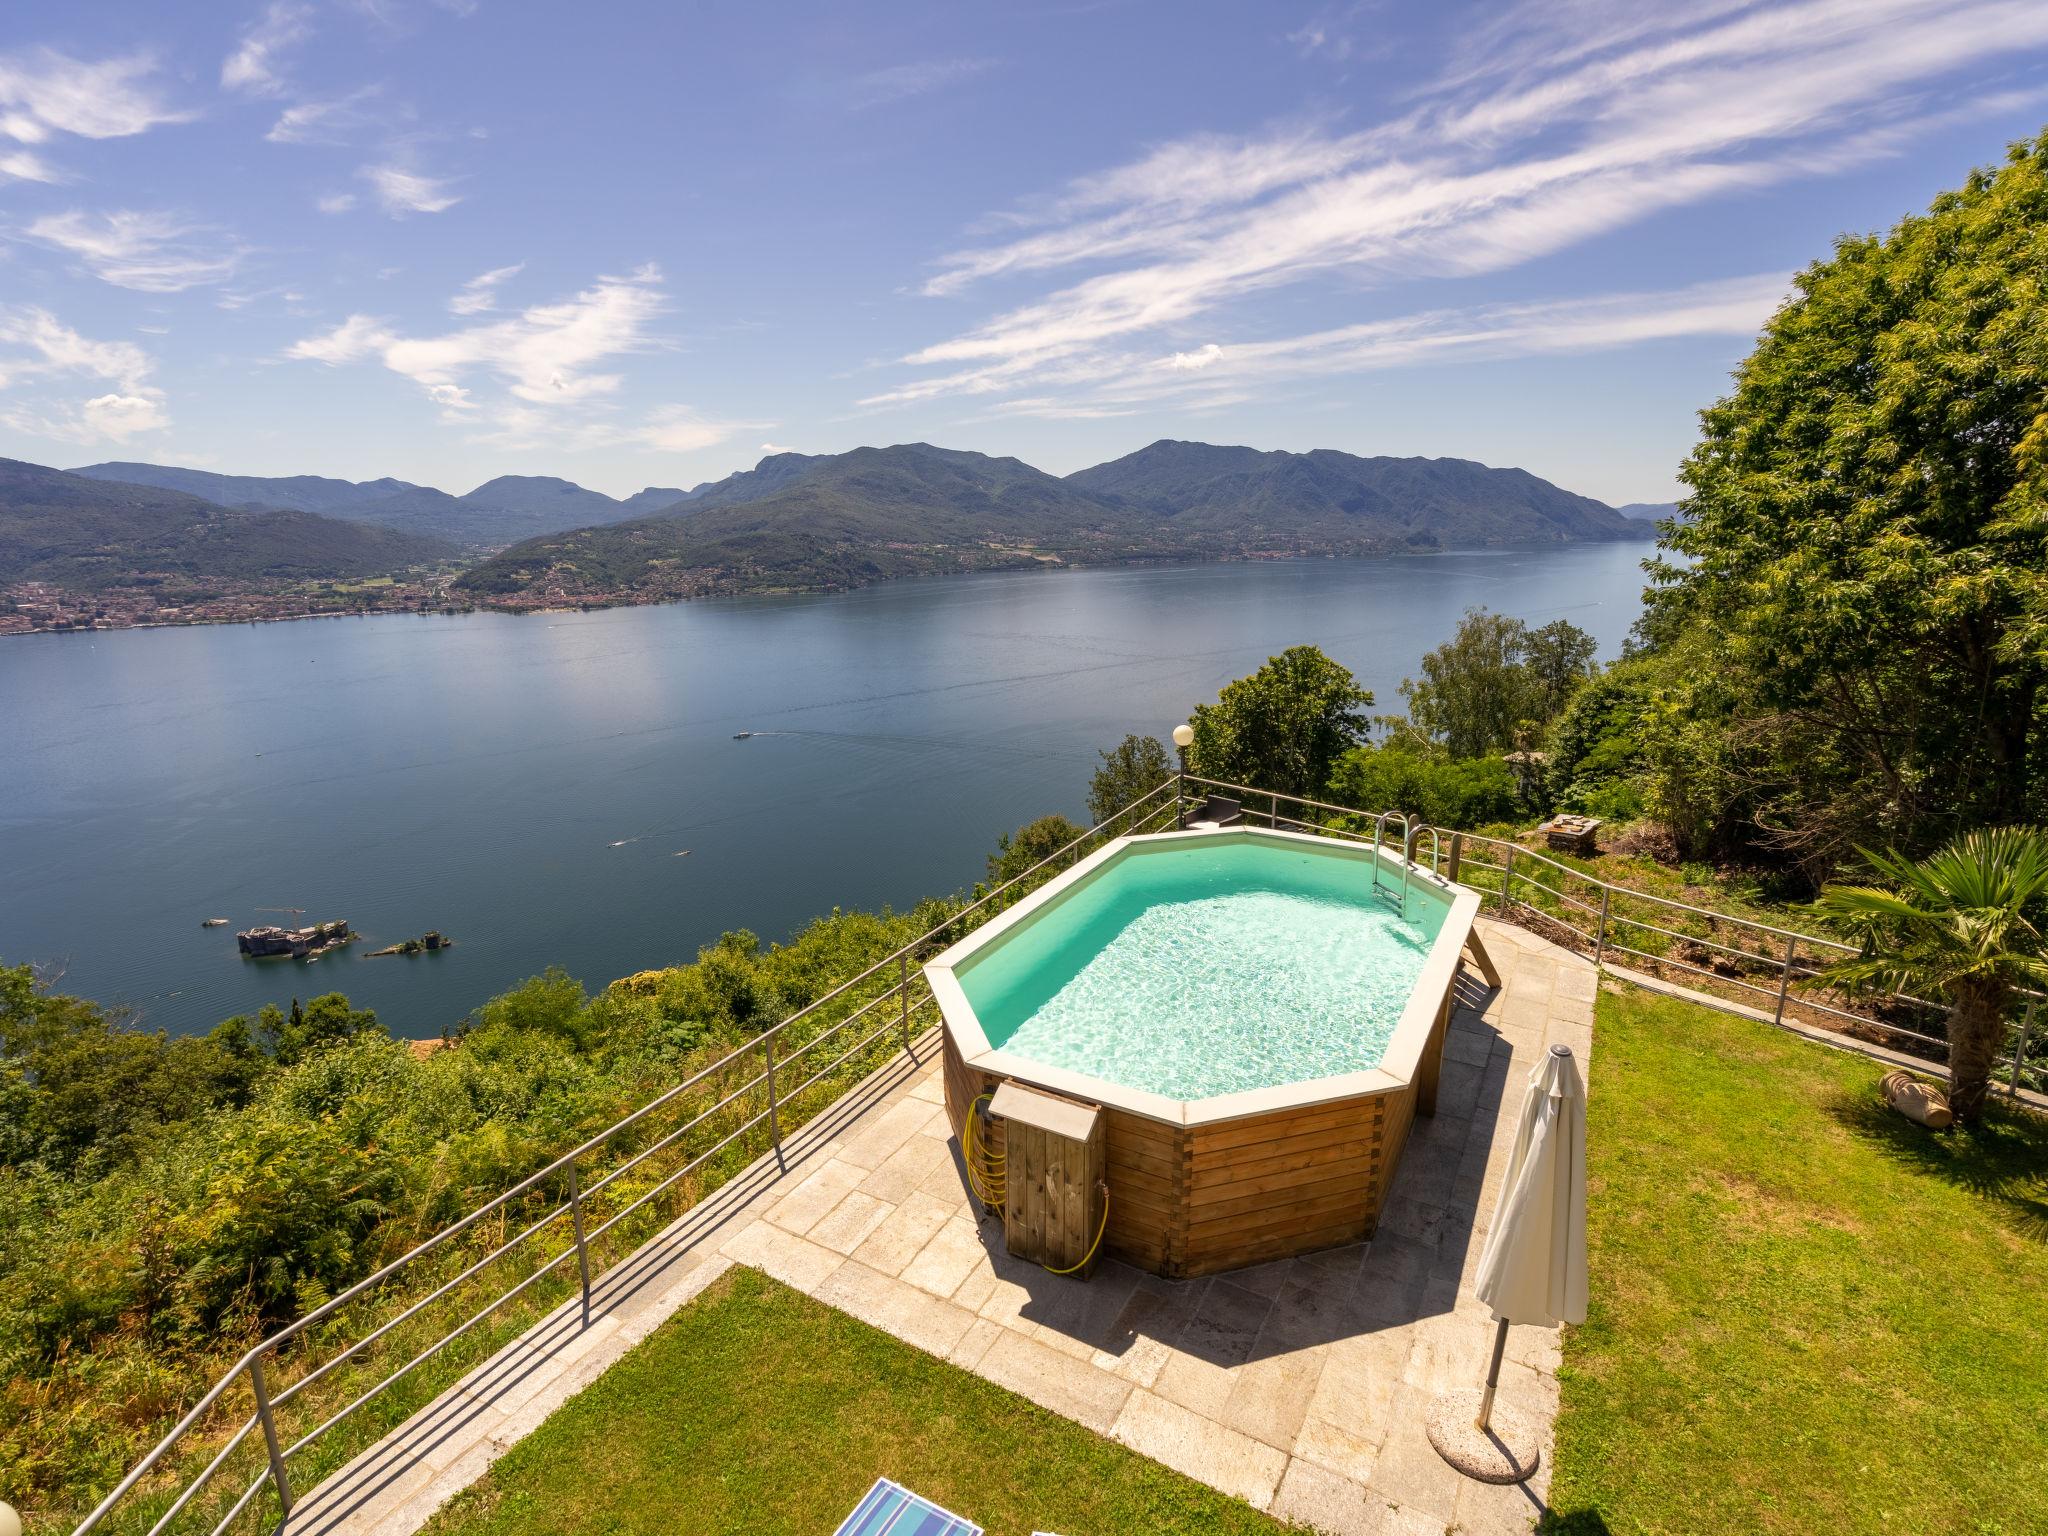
[832,1477,983,1536]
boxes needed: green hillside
[0,459,456,591]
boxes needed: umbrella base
[1426,1389,1542,1484]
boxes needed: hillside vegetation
[458,440,1645,603]
[0,460,455,592]
[68,464,660,550]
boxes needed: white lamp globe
[0,1500,22,1536]
[1171,723,1194,748]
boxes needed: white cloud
[1,149,58,183]
[222,3,313,96]
[286,265,757,456]
[24,210,244,293]
[0,305,168,444]
[268,87,383,145]
[290,266,656,405]
[449,262,523,314]
[80,392,170,438]
[0,49,187,144]
[361,161,459,216]
[884,0,2048,412]
[760,441,794,454]
[845,57,993,109]
[316,190,357,214]
[286,312,394,365]
[863,274,1788,414]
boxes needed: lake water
[0,544,1652,1037]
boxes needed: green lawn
[421,1265,1294,1536]
[1546,985,2048,1536]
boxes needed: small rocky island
[237,919,355,960]
[369,930,453,957]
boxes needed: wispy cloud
[268,86,384,145]
[881,0,2048,413]
[0,148,59,183]
[289,265,663,402]
[24,210,244,293]
[864,274,1788,414]
[0,48,187,147]
[449,262,523,314]
[360,161,459,216]
[845,57,994,109]
[315,190,357,214]
[287,264,762,455]
[1286,3,1384,63]
[0,305,168,443]
[222,2,313,96]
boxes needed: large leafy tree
[1813,826,2048,1124]
[1087,734,1172,826]
[1187,645,1372,800]
[1650,133,2048,871]
[1401,609,1597,758]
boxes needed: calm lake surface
[1,544,1653,1037]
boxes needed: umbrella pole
[1475,1317,1509,1430]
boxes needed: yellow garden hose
[963,1093,1110,1275]
[1038,1181,1111,1275]
[964,1092,1006,1209]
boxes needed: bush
[1325,743,1521,830]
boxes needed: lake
[0,543,1653,1037]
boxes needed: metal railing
[1176,773,2044,1099]
[72,777,1184,1536]
[68,768,2042,1536]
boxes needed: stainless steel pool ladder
[1370,811,1414,915]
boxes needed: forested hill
[456,439,1648,605]
[0,459,456,590]
[1067,440,1641,546]
[455,443,1161,601]
[68,463,670,549]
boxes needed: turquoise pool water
[956,838,1447,1101]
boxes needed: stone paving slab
[291,917,1590,1536]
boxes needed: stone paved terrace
[284,916,1594,1536]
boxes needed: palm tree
[1812,827,2048,1124]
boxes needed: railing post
[248,1355,293,1518]
[2011,996,2038,1094]
[1594,885,1611,969]
[763,1029,783,1169]
[1774,935,1798,1026]
[1447,831,1463,885]
[567,1156,592,1330]
[1501,844,1515,912]
[898,952,912,1054]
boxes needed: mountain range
[456,440,1645,603]
[7,442,1655,623]
[68,462,689,549]
[0,459,455,594]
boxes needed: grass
[1546,984,2048,1536]
[420,1266,1294,1536]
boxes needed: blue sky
[1,0,2044,503]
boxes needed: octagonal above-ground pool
[927,825,1482,1278]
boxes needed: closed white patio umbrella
[1429,1042,1588,1483]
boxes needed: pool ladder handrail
[1369,811,1414,915]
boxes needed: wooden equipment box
[990,1080,1106,1278]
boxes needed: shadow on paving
[936,973,1516,1373]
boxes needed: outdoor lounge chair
[832,1477,983,1536]
[1193,793,1244,827]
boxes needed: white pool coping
[924,825,1482,1127]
